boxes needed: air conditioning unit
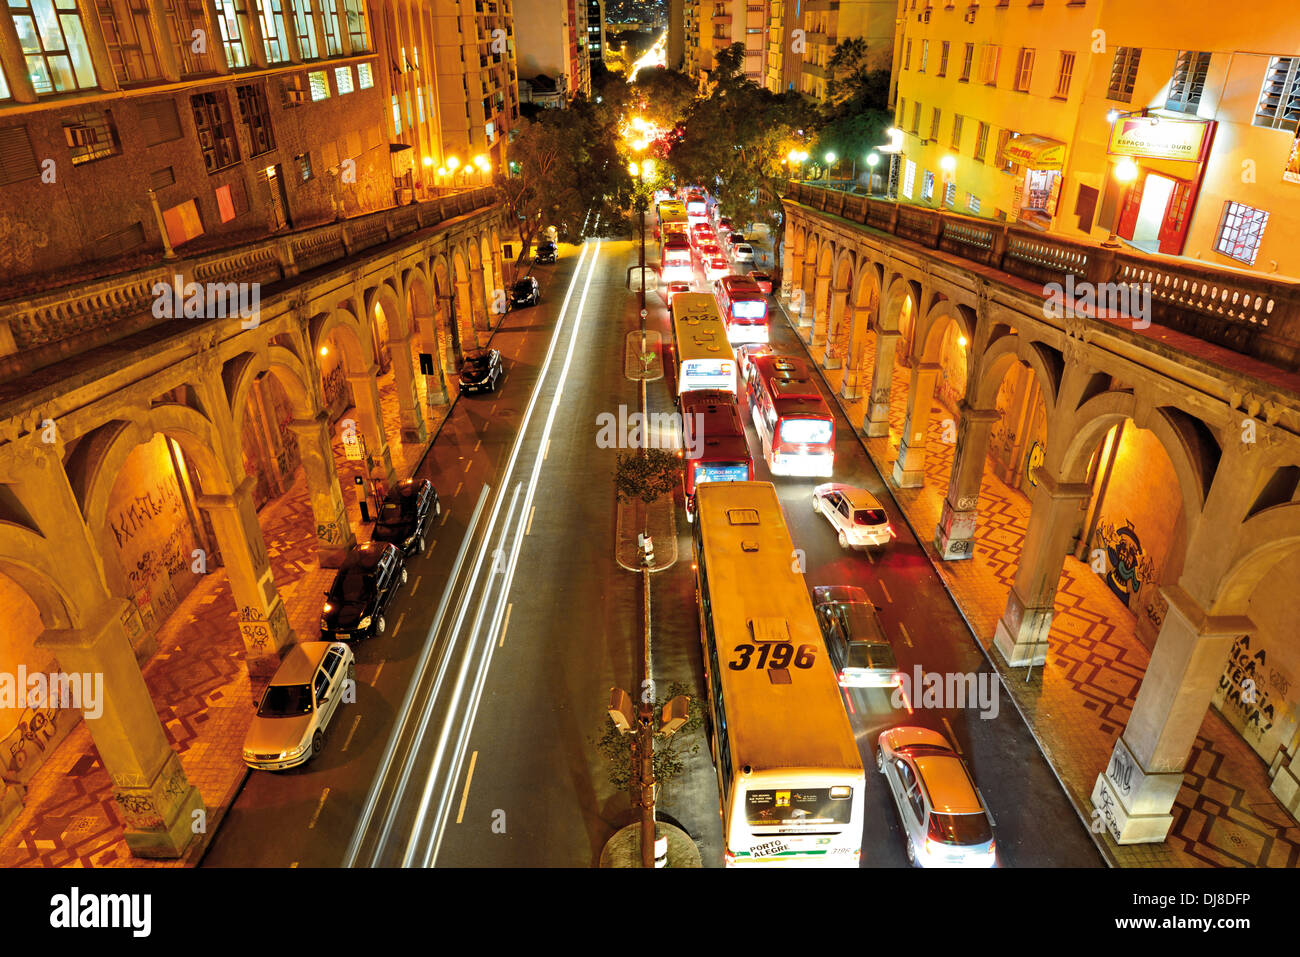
[64,124,98,148]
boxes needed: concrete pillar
[195,476,294,677]
[1091,585,1252,843]
[413,308,450,407]
[75,0,120,91]
[891,362,940,487]
[0,16,37,102]
[934,402,1000,560]
[864,330,900,437]
[993,472,1092,666]
[346,367,396,484]
[781,240,801,301]
[822,281,850,369]
[840,358,862,401]
[38,599,205,859]
[454,277,476,351]
[470,264,490,345]
[286,413,355,567]
[796,262,816,332]
[1270,726,1300,817]
[389,332,428,444]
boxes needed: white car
[243,641,355,770]
[877,727,997,868]
[812,483,894,549]
[732,243,755,263]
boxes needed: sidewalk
[0,371,455,867]
[779,296,1300,868]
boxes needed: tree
[614,449,681,504]
[593,681,703,795]
[629,67,697,131]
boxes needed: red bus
[714,275,769,345]
[685,191,708,225]
[743,355,835,477]
[679,390,753,522]
[661,236,693,282]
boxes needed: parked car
[877,726,997,867]
[320,541,407,640]
[243,641,355,770]
[459,348,502,394]
[511,275,540,306]
[812,585,899,688]
[812,483,894,549]
[704,253,729,281]
[717,216,733,235]
[535,241,557,264]
[664,280,693,306]
[371,477,439,555]
[726,233,746,249]
[749,270,773,294]
[732,243,755,264]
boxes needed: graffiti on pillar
[115,792,165,831]
[1143,591,1168,630]
[1025,441,1044,488]
[1215,634,1278,745]
[239,617,272,653]
[317,521,343,544]
[108,483,183,548]
[870,386,890,408]
[1094,519,1155,608]
[2,706,62,782]
[1107,744,1135,798]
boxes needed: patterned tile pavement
[0,369,454,867]
[789,301,1300,868]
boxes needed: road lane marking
[473,439,481,452]
[498,603,513,648]
[453,482,463,498]
[442,508,453,526]
[308,787,330,829]
[425,538,438,557]
[464,459,473,473]
[412,575,422,595]
[879,580,893,604]
[525,505,536,536]
[372,659,385,685]
[942,717,963,754]
[393,612,406,636]
[899,622,913,647]
[455,750,479,824]
[341,714,362,752]
[544,439,551,460]
[491,403,498,414]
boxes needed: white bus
[692,481,866,866]
[670,293,736,398]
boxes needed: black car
[370,478,440,555]
[511,276,540,307]
[320,542,407,640]
[459,347,502,393]
[535,241,557,264]
[726,232,746,249]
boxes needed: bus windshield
[780,418,833,445]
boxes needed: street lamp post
[866,153,880,195]
[630,159,648,332]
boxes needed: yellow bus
[670,293,736,398]
[692,481,866,866]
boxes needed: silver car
[732,243,755,263]
[243,641,355,770]
[876,726,997,867]
[812,483,894,549]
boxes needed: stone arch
[408,262,452,406]
[973,331,1060,414]
[916,298,975,368]
[311,304,373,373]
[451,245,480,345]
[465,239,489,333]
[228,345,316,440]
[846,259,883,385]
[878,273,919,335]
[809,239,835,341]
[1211,501,1300,615]
[823,248,856,362]
[0,531,78,630]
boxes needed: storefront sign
[999,133,1067,171]
[1107,116,1210,162]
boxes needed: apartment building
[512,0,591,99]
[685,0,767,85]
[893,0,1300,276]
[587,0,606,67]
[796,0,896,101]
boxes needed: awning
[997,133,1067,171]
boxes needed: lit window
[64,107,121,164]
[922,169,935,201]
[297,151,313,181]
[943,182,956,208]
[357,61,373,88]
[392,93,402,135]
[1107,47,1141,103]
[902,160,916,199]
[1166,50,1211,114]
[335,65,353,94]
[258,0,288,63]
[342,0,370,53]
[290,0,318,60]
[320,0,342,56]
[417,86,424,123]
[11,0,99,94]
[966,193,981,214]
[1214,201,1269,266]
[1014,48,1034,92]
[1253,56,1300,132]
[308,69,330,100]
[214,0,250,69]
[95,0,164,83]
[0,64,10,100]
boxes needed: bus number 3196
[728,643,817,670]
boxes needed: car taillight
[724,848,735,865]
[891,672,904,686]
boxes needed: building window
[943,181,956,208]
[1215,201,1269,265]
[967,193,981,214]
[392,93,402,135]
[0,63,10,100]
[920,39,928,73]
[297,151,313,181]
[911,101,921,134]
[960,42,973,82]
[1107,46,1141,103]
[974,122,989,163]
[320,0,342,56]
[929,107,941,142]
[236,83,275,155]
[257,0,288,63]
[290,0,318,59]
[11,0,99,94]
[1253,56,1300,132]
[1055,51,1075,99]
[191,91,241,172]
[922,169,935,201]
[937,41,949,77]
[335,65,353,93]
[417,86,424,123]
[342,0,370,53]
[1166,50,1211,114]
[981,44,1000,86]
[902,159,916,199]
[905,38,912,70]
[308,69,330,99]
[215,0,251,69]
[163,0,220,76]
[95,0,163,84]
[951,114,963,152]
[63,107,121,164]
[995,129,1019,173]
[1014,48,1034,92]
[139,98,183,145]
[358,61,374,88]
[163,198,204,246]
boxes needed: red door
[1116,171,1145,240]
[1157,176,1193,254]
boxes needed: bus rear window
[779,418,832,445]
[745,787,854,826]
[732,299,767,320]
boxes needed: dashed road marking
[473,439,481,452]
[393,612,405,636]
[879,580,893,604]
[411,575,421,595]
[341,714,362,752]
[498,603,513,648]
[464,459,473,473]
[308,788,330,829]
[441,509,452,526]
[456,751,479,824]
[525,505,536,536]
[372,659,385,685]
[898,622,912,647]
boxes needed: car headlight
[279,742,309,759]
[403,533,416,547]
[359,615,372,630]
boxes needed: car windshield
[330,567,371,603]
[462,354,491,373]
[928,811,993,846]
[258,683,313,717]
[847,640,896,671]
[378,501,409,524]
[854,507,887,526]
[512,281,532,294]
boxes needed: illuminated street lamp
[866,152,880,195]
[940,154,957,174]
[1102,158,1140,248]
